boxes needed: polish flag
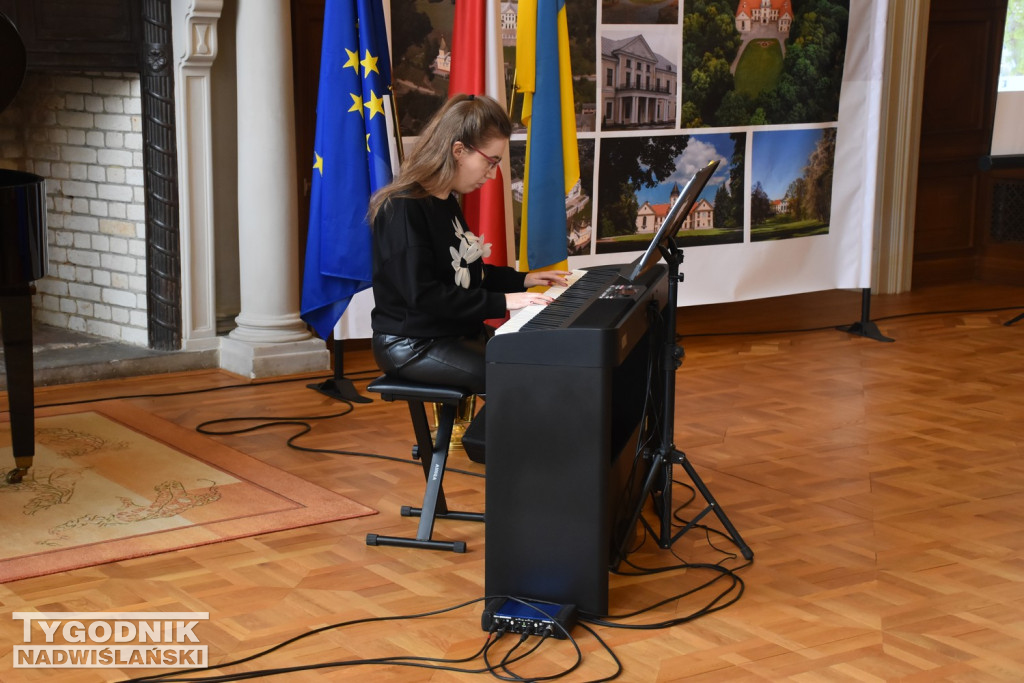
[449,0,514,268]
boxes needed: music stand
[616,160,754,561]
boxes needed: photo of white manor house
[601,34,677,130]
[735,0,793,34]
[636,183,715,233]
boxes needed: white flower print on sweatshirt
[449,217,492,288]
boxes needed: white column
[873,0,928,294]
[221,0,328,377]
[172,0,222,351]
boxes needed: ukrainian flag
[516,0,580,273]
[300,0,392,340]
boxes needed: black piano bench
[364,376,485,553]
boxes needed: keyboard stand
[617,239,753,562]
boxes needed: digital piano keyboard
[485,263,671,615]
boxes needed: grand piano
[1,11,48,484]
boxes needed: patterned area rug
[0,402,375,582]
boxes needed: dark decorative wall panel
[140,0,181,350]
[0,0,142,70]
[991,180,1024,244]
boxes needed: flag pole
[305,0,395,405]
[389,84,405,162]
[507,68,517,117]
[307,321,374,403]
[309,85,405,404]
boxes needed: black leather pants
[371,331,488,395]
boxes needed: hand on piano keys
[495,270,587,335]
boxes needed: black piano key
[521,270,620,332]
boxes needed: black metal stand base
[368,505,486,553]
[401,506,485,523]
[307,378,373,403]
[1005,312,1024,327]
[363,395,483,553]
[366,533,467,553]
[651,450,753,559]
[838,288,894,342]
[309,338,374,403]
[836,320,894,342]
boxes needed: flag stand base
[308,378,373,404]
[307,338,373,403]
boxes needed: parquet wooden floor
[3,283,1024,681]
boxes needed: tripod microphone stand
[627,240,753,561]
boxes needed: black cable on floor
[118,595,617,683]
[26,371,378,410]
[193,409,484,479]
[119,597,488,682]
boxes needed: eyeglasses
[465,143,502,170]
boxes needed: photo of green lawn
[681,0,849,127]
[733,39,784,98]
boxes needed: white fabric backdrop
[338,0,888,339]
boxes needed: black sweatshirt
[370,193,527,338]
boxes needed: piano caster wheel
[5,467,28,484]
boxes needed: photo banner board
[337,0,888,339]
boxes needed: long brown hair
[368,93,512,223]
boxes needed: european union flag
[301,0,393,340]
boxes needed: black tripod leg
[657,457,674,545]
[669,450,753,560]
[648,448,712,548]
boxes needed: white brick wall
[0,72,148,346]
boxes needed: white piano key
[494,270,587,335]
